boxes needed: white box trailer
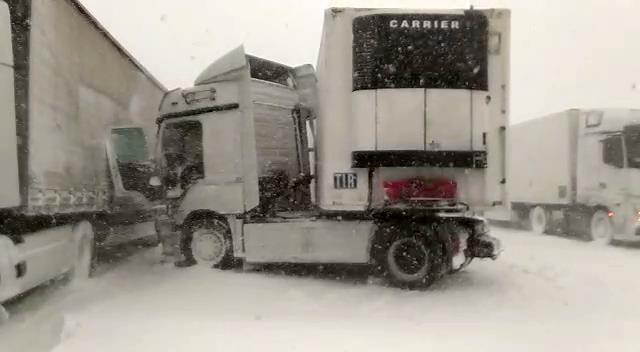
[492,109,640,244]
[315,8,510,212]
[0,0,165,304]
[156,8,509,289]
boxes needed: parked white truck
[0,0,165,305]
[156,8,509,288]
[490,109,640,244]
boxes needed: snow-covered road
[2,228,640,352]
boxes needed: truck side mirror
[149,176,161,187]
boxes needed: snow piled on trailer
[2,228,640,352]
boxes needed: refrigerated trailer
[156,8,509,288]
[491,109,640,244]
[0,0,165,304]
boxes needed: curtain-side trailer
[0,0,165,305]
[156,8,509,288]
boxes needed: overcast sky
[80,0,640,123]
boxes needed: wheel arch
[368,220,441,263]
[182,210,230,230]
[585,204,614,227]
[590,204,611,213]
[575,201,613,217]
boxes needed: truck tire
[373,226,443,289]
[529,206,550,234]
[181,218,234,269]
[69,221,96,283]
[589,210,613,245]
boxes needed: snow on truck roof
[68,0,167,92]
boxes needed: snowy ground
[2,227,640,352]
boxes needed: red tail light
[382,177,457,202]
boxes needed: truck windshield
[162,121,203,161]
[602,135,625,168]
[625,131,640,168]
[161,120,204,189]
[111,128,149,163]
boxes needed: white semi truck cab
[156,8,509,288]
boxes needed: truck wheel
[69,221,96,283]
[182,218,234,269]
[375,229,442,289]
[529,206,550,234]
[589,210,613,245]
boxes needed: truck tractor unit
[156,8,510,288]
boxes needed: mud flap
[436,222,473,273]
[451,231,470,271]
[470,233,502,259]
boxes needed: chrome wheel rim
[191,228,226,265]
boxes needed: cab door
[577,130,629,233]
[106,126,158,210]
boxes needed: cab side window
[602,135,624,168]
